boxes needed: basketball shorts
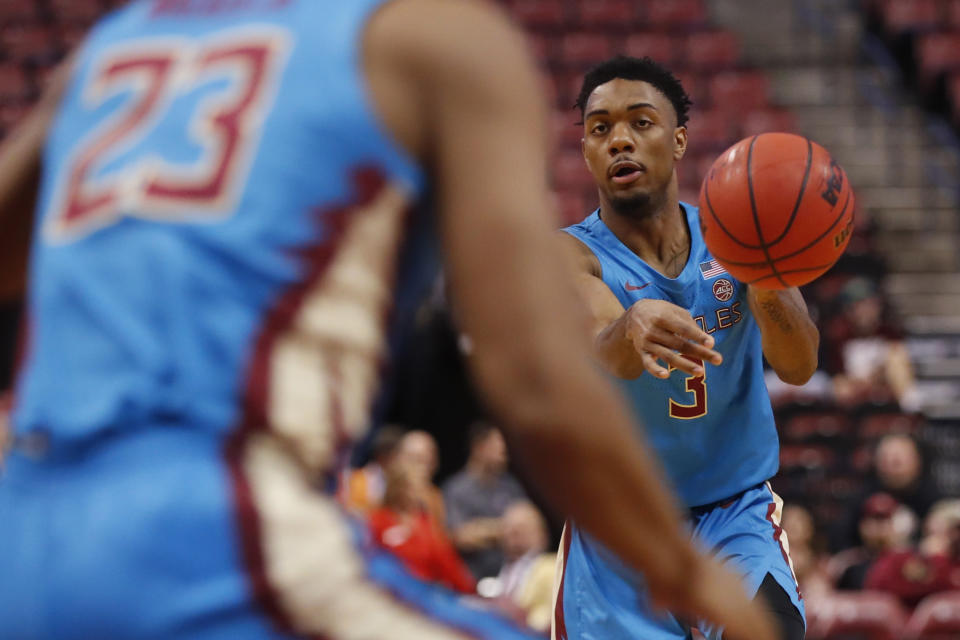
[0,426,539,640]
[553,482,805,640]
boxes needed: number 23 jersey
[563,203,779,507]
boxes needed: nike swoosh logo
[624,282,651,291]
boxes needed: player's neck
[599,194,690,279]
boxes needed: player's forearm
[595,315,647,379]
[747,286,818,385]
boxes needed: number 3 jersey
[12,0,435,469]
[563,203,779,507]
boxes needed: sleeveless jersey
[13,0,434,472]
[563,204,779,506]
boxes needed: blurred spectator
[396,430,446,527]
[781,504,832,599]
[480,501,557,633]
[339,425,404,515]
[832,434,940,552]
[919,499,960,557]
[443,422,527,580]
[831,493,912,590]
[368,462,476,594]
[864,516,960,609]
[824,277,919,411]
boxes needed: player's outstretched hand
[668,555,778,640]
[623,299,723,378]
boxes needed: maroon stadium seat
[946,0,960,28]
[782,412,854,444]
[708,71,770,112]
[741,107,797,136]
[0,65,29,102]
[903,591,960,640]
[507,0,566,28]
[809,591,908,640]
[49,0,104,24]
[880,0,941,35]
[685,30,740,71]
[553,150,594,190]
[915,33,960,88]
[553,111,583,148]
[0,24,59,60]
[685,108,736,152]
[641,0,708,29]
[575,0,636,27]
[623,32,681,67]
[560,32,615,66]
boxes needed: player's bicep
[557,233,626,339]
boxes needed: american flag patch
[699,259,727,279]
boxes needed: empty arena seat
[0,65,30,102]
[48,0,104,24]
[741,107,798,136]
[946,0,960,28]
[684,30,740,71]
[559,32,614,66]
[641,0,708,29]
[0,24,59,61]
[507,0,566,28]
[676,70,708,106]
[903,591,960,640]
[575,0,636,26]
[915,32,960,87]
[708,71,770,112]
[685,108,736,152]
[809,591,908,640]
[880,0,942,35]
[554,189,589,226]
[552,111,583,148]
[623,32,681,66]
[0,0,39,21]
[553,150,594,190]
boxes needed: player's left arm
[747,286,819,385]
[0,57,72,301]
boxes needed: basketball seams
[703,178,767,250]
[764,139,813,249]
[707,186,853,268]
[745,135,790,288]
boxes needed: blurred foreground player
[556,56,818,640]
[0,3,775,639]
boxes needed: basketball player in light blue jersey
[0,3,776,639]
[556,57,819,640]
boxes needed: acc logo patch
[713,278,734,302]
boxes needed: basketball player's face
[581,79,687,217]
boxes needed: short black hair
[575,55,692,127]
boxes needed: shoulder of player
[363,0,536,161]
[556,231,602,278]
[365,0,526,87]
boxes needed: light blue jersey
[557,204,802,640]
[563,203,779,507]
[0,2,538,639]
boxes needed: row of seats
[865,0,960,125]
[501,0,710,30]
[807,590,960,640]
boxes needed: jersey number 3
[668,357,708,419]
[45,28,290,241]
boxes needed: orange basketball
[698,132,855,290]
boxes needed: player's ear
[673,126,687,161]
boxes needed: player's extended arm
[365,2,775,638]
[747,286,819,385]
[558,233,721,380]
[0,59,70,300]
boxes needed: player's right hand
[623,299,723,378]
[669,555,779,640]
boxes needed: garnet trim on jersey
[225,167,386,638]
